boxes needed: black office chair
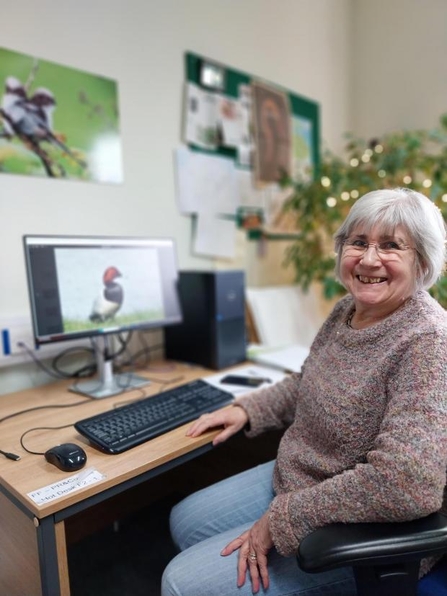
[297,512,447,596]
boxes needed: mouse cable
[51,345,96,379]
[0,404,86,461]
[17,341,75,380]
[116,341,164,370]
[0,399,90,425]
[20,424,73,456]
[18,341,96,380]
[0,449,21,461]
[112,331,133,358]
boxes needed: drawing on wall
[0,47,123,183]
[183,81,249,156]
[291,115,314,181]
[183,82,220,150]
[237,84,254,167]
[251,80,292,186]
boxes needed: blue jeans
[161,461,356,596]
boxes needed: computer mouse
[44,443,87,472]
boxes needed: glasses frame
[342,238,415,260]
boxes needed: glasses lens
[344,239,408,259]
[343,240,366,254]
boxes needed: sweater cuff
[234,395,268,437]
[269,494,298,557]
[231,403,251,432]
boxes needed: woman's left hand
[220,512,274,593]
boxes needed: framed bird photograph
[0,46,123,183]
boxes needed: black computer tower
[165,270,246,370]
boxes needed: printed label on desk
[27,467,105,505]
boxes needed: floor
[67,431,282,596]
[69,494,179,596]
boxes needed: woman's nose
[360,244,381,265]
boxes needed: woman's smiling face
[339,224,417,314]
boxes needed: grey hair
[334,188,447,290]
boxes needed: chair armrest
[298,512,447,573]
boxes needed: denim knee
[169,499,184,551]
[161,558,179,596]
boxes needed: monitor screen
[24,235,182,343]
[23,235,182,398]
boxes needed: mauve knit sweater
[237,290,447,561]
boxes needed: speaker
[165,270,246,370]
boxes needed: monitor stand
[69,337,150,399]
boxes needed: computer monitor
[23,235,182,399]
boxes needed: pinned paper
[174,146,238,215]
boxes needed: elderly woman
[162,188,447,596]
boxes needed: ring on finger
[248,552,257,562]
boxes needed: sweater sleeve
[235,372,302,435]
[268,329,447,556]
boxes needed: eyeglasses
[342,238,415,259]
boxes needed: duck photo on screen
[89,266,124,323]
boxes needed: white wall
[1,0,353,392]
[351,0,447,137]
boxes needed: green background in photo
[0,47,122,182]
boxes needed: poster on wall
[251,80,292,186]
[291,114,314,182]
[0,47,123,183]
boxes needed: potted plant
[283,114,447,307]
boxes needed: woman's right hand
[186,406,249,446]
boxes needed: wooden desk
[0,361,231,596]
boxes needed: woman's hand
[186,406,248,446]
[220,512,273,593]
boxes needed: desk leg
[37,516,70,596]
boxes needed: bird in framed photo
[0,75,87,176]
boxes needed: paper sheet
[183,82,219,149]
[174,146,240,258]
[236,168,267,209]
[193,212,236,258]
[218,96,244,147]
[204,364,287,397]
[248,344,310,374]
[174,147,239,216]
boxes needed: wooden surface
[55,520,70,596]
[0,361,229,519]
[0,489,42,596]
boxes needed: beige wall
[4,0,447,394]
[1,0,352,392]
[1,0,353,318]
[351,0,447,137]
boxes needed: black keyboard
[74,379,234,454]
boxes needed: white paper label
[27,467,105,505]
